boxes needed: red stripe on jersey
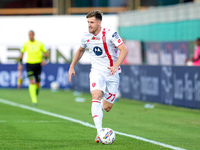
[102,28,113,67]
[92,100,101,103]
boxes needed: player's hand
[68,67,75,82]
[41,60,47,66]
[18,64,23,71]
[107,66,118,76]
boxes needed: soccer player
[18,30,48,106]
[68,10,128,142]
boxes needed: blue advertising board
[119,65,200,109]
[120,65,161,101]
[0,64,200,109]
[0,64,70,89]
[70,64,91,92]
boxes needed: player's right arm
[17,53,24,71]
[68,46,85,82]
[18,43,26,71]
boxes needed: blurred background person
[192,38,200,66]
[18,30,49,106]
[186,38,200,66]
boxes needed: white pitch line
[0,98,186,150]
[0,120,64,123]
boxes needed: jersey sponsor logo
[92,36,100,40]
[93,46,103,56]
[112,32,119,39]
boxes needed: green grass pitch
[0,89,199,150]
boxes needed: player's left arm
[108,43,128,75]
[17,44,26,89]
[18,43,27,71]
[41,42,49,65]
[44,51,49,60]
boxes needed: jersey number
[106,93,116,102]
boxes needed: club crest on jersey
[92,82,96,87]
[93,46,103,56]
[112,32,119,39]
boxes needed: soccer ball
[50,81,60,92]
[98,128,115,144]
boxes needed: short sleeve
[41,42,47,53]
[21,44,26,53]
[80,34,87,49]
[110,31,123,47]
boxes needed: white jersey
[80,27,123,73]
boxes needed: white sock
[101,99,104,111]
[91,100,103,133]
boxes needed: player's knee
[91,91,103,100]
[92,94,101,100]
[104,106,112,112]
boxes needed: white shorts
[90,70,119,104]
